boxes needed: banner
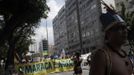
[54,59,74,72]
[16,59,74,75]
[43,51,48,56]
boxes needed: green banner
[16,59,74,75]
[43,51,48,55]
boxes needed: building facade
[53,0,104,54]
[78,0,103,53]
[39,39,48,53]
[65,0,80,53]
[29,42,39,53]
[42,39,48,51]
[48,45,55,55]
[65,0,103,54]
[53,6,68,52]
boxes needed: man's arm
[89,50,107,75]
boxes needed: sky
[32,0,115,45]
[32,0,65,45]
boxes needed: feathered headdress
[100,0,125,31]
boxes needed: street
[48,70,89,75]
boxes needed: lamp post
[46,19,48,43]
[45,19,49,55]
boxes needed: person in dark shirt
[72,52,83,75]
[87,55,91,66]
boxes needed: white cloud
[47,0,65,21]
[32,26,46,42]
[33,26,54,45]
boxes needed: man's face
[106,23,128,45]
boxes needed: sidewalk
[48,70,89,75]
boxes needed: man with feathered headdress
[89,1,133,75]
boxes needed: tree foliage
[0,0,49,45]
[14,23,37,61]
[120,2,134,45]
[120,2,134,53]
[0,0,49,68]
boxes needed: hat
[100,1,126,31]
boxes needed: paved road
[48,70,89,75]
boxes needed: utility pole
[45,19,49,55]
[76,0,83,54]
[46,19,48,42]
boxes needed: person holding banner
[72,52,82,75]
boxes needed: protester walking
[89,1,133,75]
[72,52,83,75]
[87,55,91,66]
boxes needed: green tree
[0,0,49,45]
[120,2,134,46]
[5,23,37,67]
[14,23,37,62]
[0,0,49,70]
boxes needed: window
[82,32,86,38]
[86,31,90,36]
[95,29,98,33]
[90,30,93,38]
[91,4,96,10]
